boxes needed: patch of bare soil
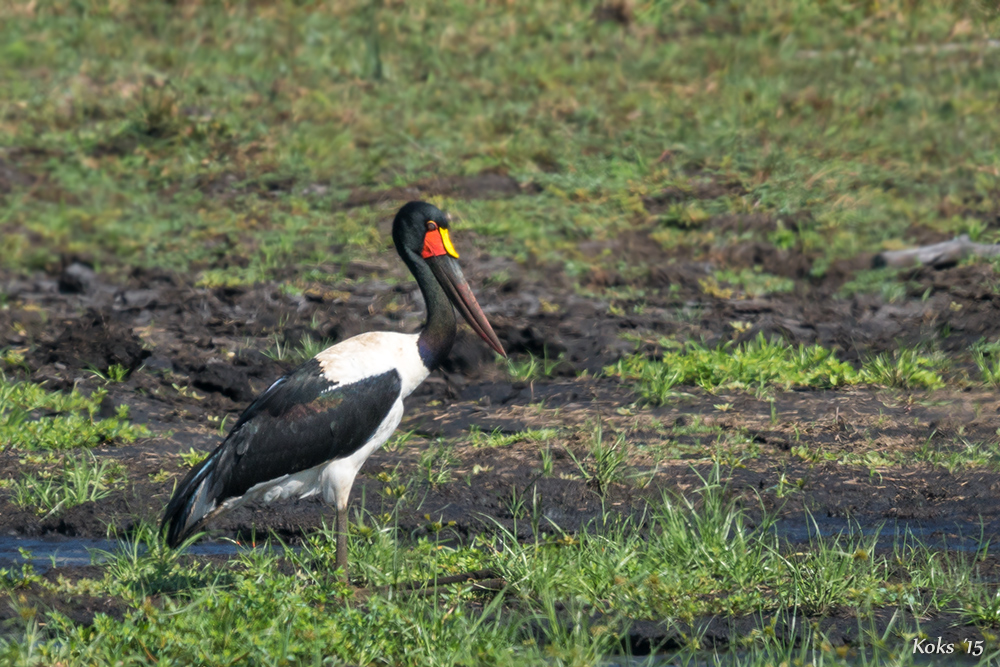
[587,221,1000,362]
[0,157,33,196]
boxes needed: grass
[0,1,997,290]
[85,363,131,384]
[566,423,630,497]
[973,340,1000,387]
[468,426,557,448]
[4,467,1000,664]
[417,443,455,488]
[613,334,949,404]
[838,267,915,303]
[0,373,149,451]
[263,333,334,364]
[1,452,124,517]
[504,352,566,383]
[702,268,795,300]
[860,349,946,390]
[177,447,209,468]
[612,333,859,404]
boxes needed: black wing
[162,359,401,546]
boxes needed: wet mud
[4,237,1000,537]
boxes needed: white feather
[314,331,430,397]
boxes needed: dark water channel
[0,536,252,571]
[0,517,994,573]
[769,516,997,554]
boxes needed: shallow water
[0,536,254,571]
[0,517,993,573]
[769,516,995,554]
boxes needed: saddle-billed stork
[161,201,506,580]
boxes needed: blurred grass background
[0,0,998,286]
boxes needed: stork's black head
[392,201,452,259]
[391,201,505,357]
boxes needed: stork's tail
[161,451,223,548]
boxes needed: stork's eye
[426,222,438,231]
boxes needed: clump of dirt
[592,1,634,26]
[29,312,149,387]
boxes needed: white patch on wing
[314,332,429,399]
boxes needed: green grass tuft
[612,334,858,404]
[2,452,124,517]
[859,349,946,389]
[0,374,149,451]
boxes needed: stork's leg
[321,461,357,583]
[335,503,349,582]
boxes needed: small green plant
[86,363,130,384]
[838,267,911,303]
[611,334,858,405]
[770,472,805,498]
[148,469,172,483]
[418,444,455,488]
[6,453,124,517]
[469,427,557,448]
[383,429,416,453]
[566,423,629,498]
[539,446,554,477]
[972,340,1000,388]
[0,347,28,370]
[974,350,1000,388]
[264,334,334,365]
[207,413,232,436]
[0,375,149,451]
[178,448,209,467]
[708,267,795,299]
[262,335,290,362]
[504,351,565,382]
[860,349,945,389]
[504,484,528,521]
[295,334,334,362]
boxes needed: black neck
[402,249,455,370]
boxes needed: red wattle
[422,231,447,258]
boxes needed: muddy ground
[4,181,1000,647]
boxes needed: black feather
[161,361,402,546]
